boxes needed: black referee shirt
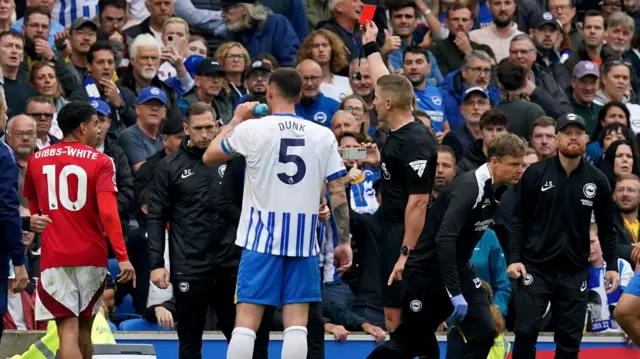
[376,120,437,222]
[509,156,618,273]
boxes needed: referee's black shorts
[368,266,496,359]
[378,221,405,308]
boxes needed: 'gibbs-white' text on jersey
[222,114,346,257]
[24,142,117,270]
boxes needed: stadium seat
[112,294,140,322]
[119,318,174,331]
[108,321,117,332]
[108,258,120,278]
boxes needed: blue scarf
[84,75,125,130]
[83,75,124,103]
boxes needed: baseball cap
[90,99,111,116]
[573,61,600,79]
[70,17,98,32]
[462,86,489,102]
[196,59,225,77]
[246,60,273,76]
[220,0,245,9]
[184,55,205,78]
[556,113,586,133]
[137,86,167,105]
[535,12,562,30]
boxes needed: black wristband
[363,42,380,57]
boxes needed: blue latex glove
[450,294,468,321]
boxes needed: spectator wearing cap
[457,108,509,173]
[124,0,174,45]
[297,29,353,101]
[236,60,272,104]
[529,11,572,92]
[508,34,574,119]
[68,41,137,134]
[220,0,300,68]
[494,59,545,140]
[11,0,64,49]
[117,34,183,124]
[547,0,583,52]
[117,86,167,173]
[179,59,234,124]
[564,11,612,75]
[133,119,185,201]
[93,99,135,235]
[442,87,493,161]
[440,50,501,130]
[66,17,100,85]
[571,60,602,135]
[19,6,79,99]
[295,59,340,128]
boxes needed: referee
[508,114,620,359]
[147,103,267,359]
[368,133,527,359]
[357,23,437,331]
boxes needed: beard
[494,16,512,28]
[409,75,426,87]
[226,20,249,32]
[620,206,640,214]
[138,67,157,80]
[559,143,586,158]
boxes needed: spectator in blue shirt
[386,2,443,86]
[403,46,448,134]
[441,50,501,130]
[220,0,300,68]
[0,138,29,341]
[12,0,64,48]
[295,59,340,127]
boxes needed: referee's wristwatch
[400,245,412,256]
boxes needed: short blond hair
[487,133,527,159]
[376,74,414,109]
[162,17,190,37]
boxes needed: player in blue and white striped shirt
[204,68,353,359]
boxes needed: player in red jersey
[23,101,135,359]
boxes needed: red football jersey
[24,142,118,270]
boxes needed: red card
[359,5,376,25]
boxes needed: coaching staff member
[508,113,620,359]
[147,102,264,359]
[357,20,437,332]
[368,133,527,359]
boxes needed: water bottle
[253,103,269,117]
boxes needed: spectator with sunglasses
[25,96,58,151]
[593,59,640,132]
